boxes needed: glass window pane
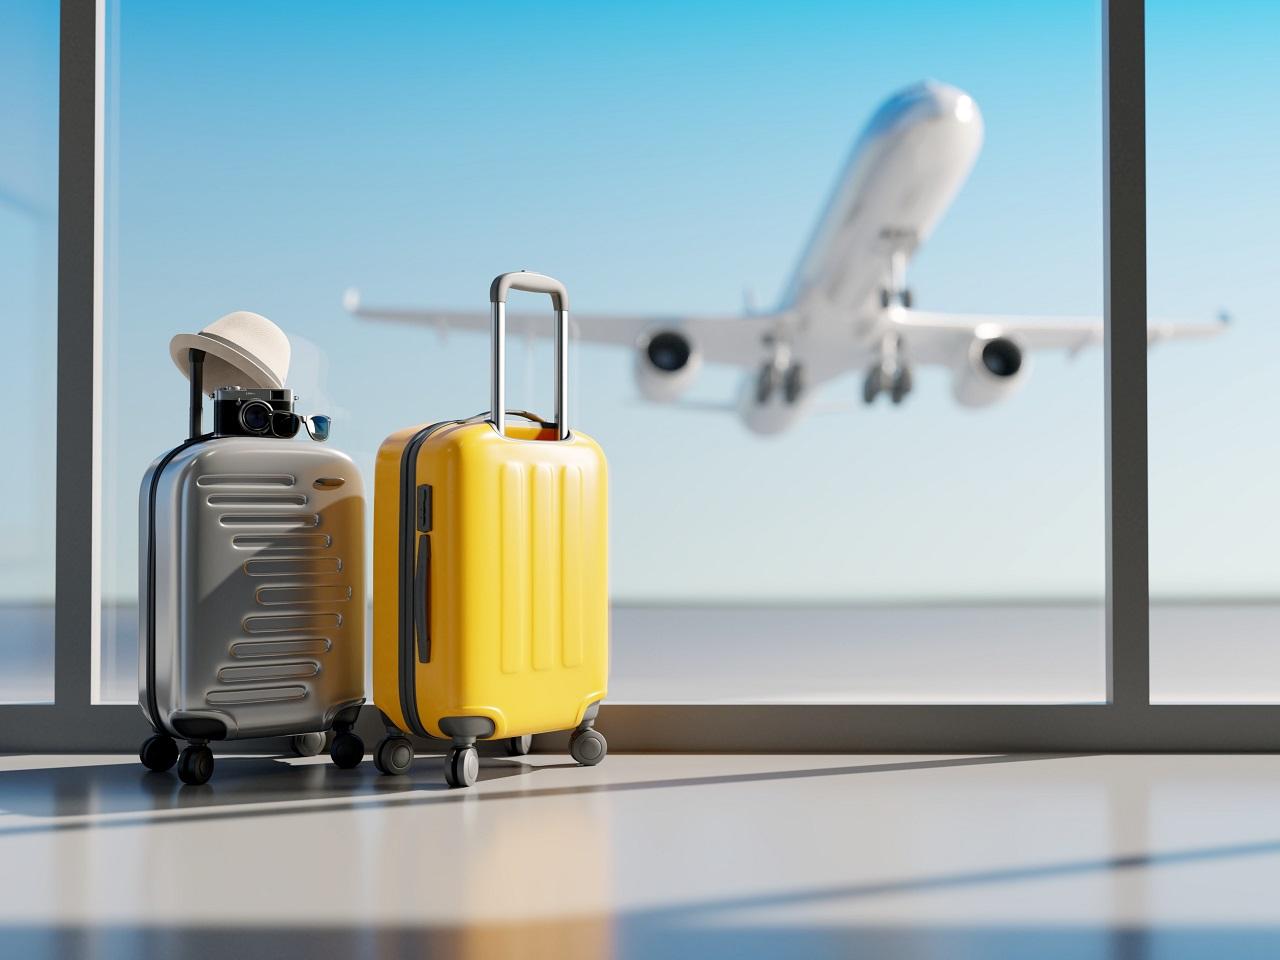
[1148,2,1279,702]
[0,1,58,703]
[101,2,1106,704]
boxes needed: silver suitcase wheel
[329,730,365,769]
[290,732,328,757]
[139,735,179,773]
[177,745,214,785]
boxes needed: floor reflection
[2,754,1278,960]
[4,921,1280,960]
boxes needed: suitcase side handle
[489,271,569,441]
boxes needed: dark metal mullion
[54,0,99,710]
[1103,0,1150,707]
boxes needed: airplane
[346,80,1226,435]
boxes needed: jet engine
[951,331,1027,407]
[634,329,701,402]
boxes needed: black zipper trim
[143,434,214,734]
[397,421,451,738]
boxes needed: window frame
[6,0,1273,753]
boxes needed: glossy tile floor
[1,751,1279,958]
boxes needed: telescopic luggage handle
[489,271,569,441]
[188,348,206,439]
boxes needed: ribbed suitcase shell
[140,436,366,740]
[373,419,608,740]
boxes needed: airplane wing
[344,288,779,368]
[891,307,1228,365]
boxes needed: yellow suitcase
[372,272,609,787]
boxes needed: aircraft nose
[920,83,980,125]
[862,81,984,145]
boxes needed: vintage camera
[212,387,330,441]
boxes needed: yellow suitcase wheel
[569,729,607,766]
[374,736,414,776]
[445,746,478,788]
[503,735,533,757]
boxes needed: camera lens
[239,400,272,434]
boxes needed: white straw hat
[169,311,291,391]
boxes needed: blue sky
[5,0,1279,606]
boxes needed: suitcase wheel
[569,728,607,767]
[503,735,533,757]
[374,736,414,776]
[329,731,365,770]
[289,732,328,758]
[139,735,179,773]
[177,744,215,786]
[445,746,478,788]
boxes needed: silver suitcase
[138,353,366,785]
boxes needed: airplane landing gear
[863,330,912,405]
[862,366,885,404]
[879,287,913,309]
[755,363,779,404]
[862,365,912,404]
[783,364,804,404]
[889,366,912,404]
[756,357,804,406]
[879,246,915,310]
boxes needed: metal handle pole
[489,272,570,440]
[491,302,506,439]
[554,309,568,440]
[188,348,206,440]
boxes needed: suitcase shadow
[0,752,533,824]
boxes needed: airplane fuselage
[781,81,984,341]
[736,82,985,433]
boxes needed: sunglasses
[300,414,331,442]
